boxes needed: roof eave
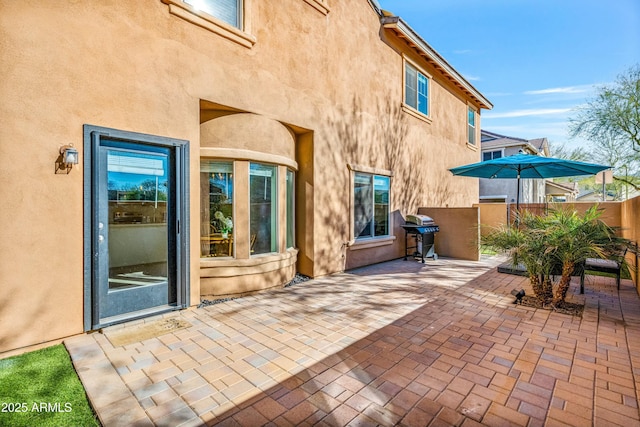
[381,16,493,111]
[481,140,544,154]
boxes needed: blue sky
[377,0,640,151]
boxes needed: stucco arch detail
[201,113,296,162]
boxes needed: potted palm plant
[483,206,627,306]
[544,206,626,304]
[483,210,554,302]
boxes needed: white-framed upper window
[404,61,430,117]
[163,0,255,48]
[354,173,390,239]
[483,150,502,161]
[183,0,242,28]
[468,107,476,146]
[302,0,329,15]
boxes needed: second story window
[164,0,255,48]
[468,107,476,145]
[183,0,241,28]
[404,62,429,117]
[483,150,502,161]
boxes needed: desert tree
[569,64,640,153]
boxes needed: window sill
[466,142,478,151]
[303,0,330,15]
[401,104,432,124]
[200,249,298,277]
[163,0,256,49]
[201,249,298,268]
[348,236,396,251]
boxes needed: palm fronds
[482,205,629,304]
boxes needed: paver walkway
[65,256,640,426]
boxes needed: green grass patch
[480,247,499,256]
[0,344,99,427]
[586,265,632,280]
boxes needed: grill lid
[406,214,435,226]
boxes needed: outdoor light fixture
[510,288,525,304]
[55,144,79,174]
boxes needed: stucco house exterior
[0,0,491,353]
[546,180,579,202]
[479,130,548,204]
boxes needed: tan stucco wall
[0,0,487,352]
[622,196,640,290]
[476,203,508,236]
[200,250,298,298]
[478,202,624,231]
[557,202,622,229]
[417,207,480,261]
[200,114,296,160]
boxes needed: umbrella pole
[515,170,521,227]
[516,171,520,211]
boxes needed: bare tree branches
[569,64,640,152]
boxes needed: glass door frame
[83,125,190,331]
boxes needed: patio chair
[580,246,628,294]
[200,224,217,257]
[250,234,257,254]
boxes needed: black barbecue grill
[402,214,439,263]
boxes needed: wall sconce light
[55,144,79,174]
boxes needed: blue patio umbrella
[449,153,610,210]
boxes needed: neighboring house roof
[379,16,492,110]
[529,138,549,156]
[481,130,549,156]
[546,180,578,196]
[577,190,617,201]
[481,130,526,143]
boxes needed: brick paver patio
[65,256,640,426]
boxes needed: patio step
[497,261,528,276]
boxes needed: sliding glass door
[84,126,189,329]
